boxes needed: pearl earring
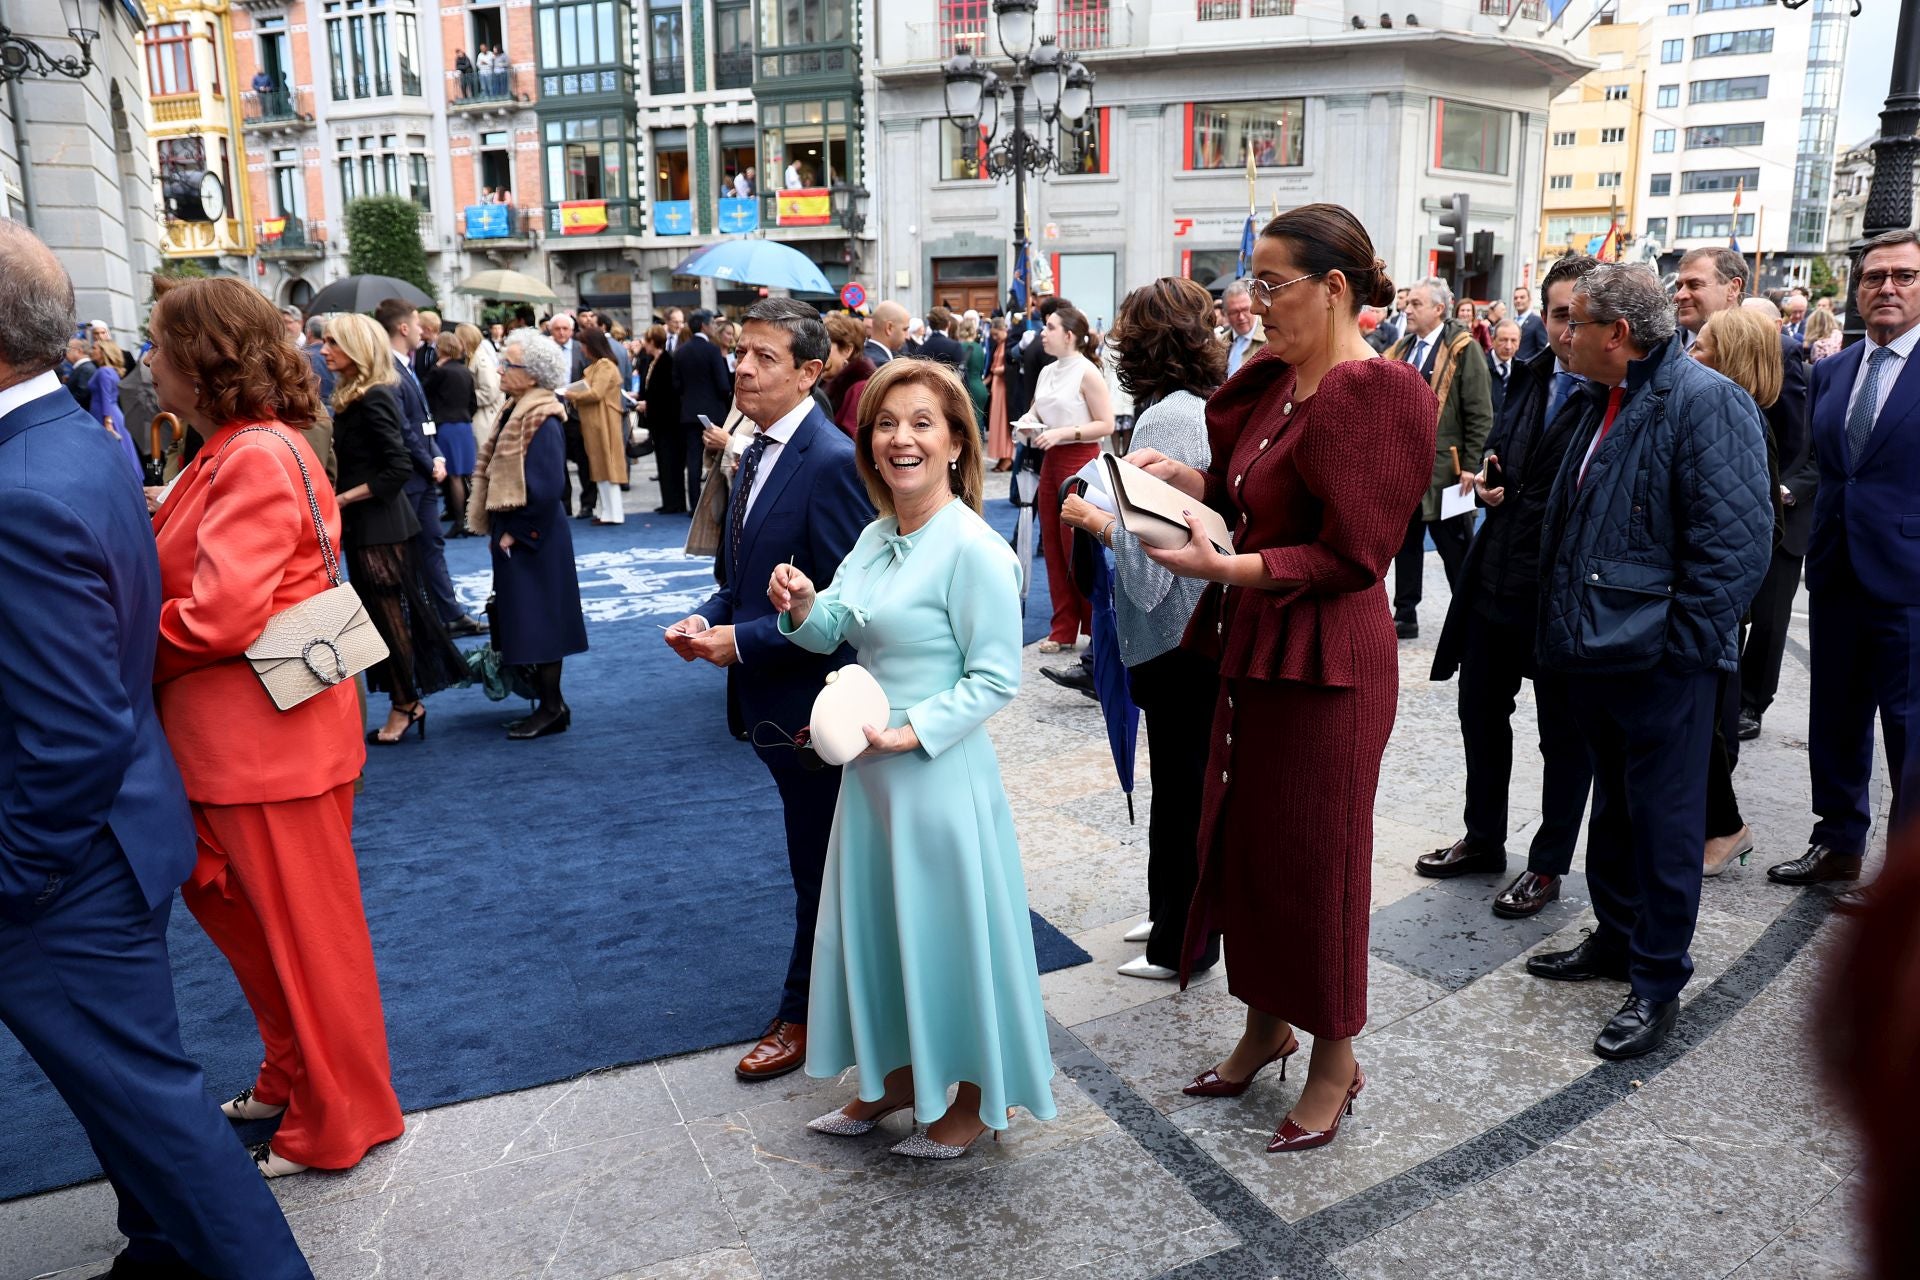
[949,459,957,470]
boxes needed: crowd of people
[2,197,1916,1279]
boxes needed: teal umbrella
[671,240,834,294]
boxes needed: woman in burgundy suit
[146,279,404,1178]
[1129,204,1436,1153]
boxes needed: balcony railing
[1478,0,1544,16]
[649,55,686,95]
[461,205,542,245]
[715,48,753,90]
[905,6,1130,63]
[540,66,632,99]
[938,0,990,57]
[242,85,314,126]
[545,198,643,239]
[452,65,529,109]
[151,92,201,125]
[259,215,324,258]
[1200,0,1294,15]
[1054,0,1111,51]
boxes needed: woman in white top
[1014,304,1115,650]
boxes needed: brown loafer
[735,1019,806,1080]
[1492,871,1561,919]
[1415,837,1507,879]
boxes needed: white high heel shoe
[1117,955,1177,981]
[1122,920,1154,943]
[220,1087,286,1121]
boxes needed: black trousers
[1566,664,1717,1003]
[564,419,595,515]
[1393,509,1474,620]
[655,420,693,513]
[1740,545,1803,720]
[759,748,842,1024]
[1456,609,1593,875]
[1129,646,1220,971]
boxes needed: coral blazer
[151,420,365,807]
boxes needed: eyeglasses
[1858,269,1920,291]
[1563,319,1595,335]
[1240,272,1326,308]
[498,359,527,371]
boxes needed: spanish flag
[261,217,285,241]
[559,200,608,236]
[776,187,831,227]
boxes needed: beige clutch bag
[210,427,390,712]
[808,664,890,766]
[1101,454,1235,553]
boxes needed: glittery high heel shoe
[806,1099,913,1136]
[889,1108,1016,1160]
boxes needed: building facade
[1539,18,1646,265]
[1,0,158,339]
[1618,0,1847,288]
[869,0,1590,324]
[144,0,255,268]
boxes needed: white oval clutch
[809,664,889,766]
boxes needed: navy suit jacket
[917,332,965,371]
[390,352,441,484]
[0,386,194,917]
[673,335,734,428]
[1805,335,1920,604]
[697,403,873,743]
[1515,312,1549,363]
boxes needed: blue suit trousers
[1809,584,1920,856]
[0,835,310,1279]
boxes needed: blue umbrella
[1087,545,1139,822]
[670,240,834,294]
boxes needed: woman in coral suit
[145,276,404,1178]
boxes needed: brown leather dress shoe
[735,1019,806,1080]
[1766,844,1862,886]
[1415,838,1507,879]
[1492,871,1561,919]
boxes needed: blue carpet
[0,508,1088,1201]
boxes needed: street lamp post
[0,0,99,83]
[1843,0,1919,347]
[942,0,1094,310]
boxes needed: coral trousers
[181,783,404,1170]
[1038,442,1098,644]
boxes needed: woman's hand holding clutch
[769,562,815,626]
[860,723,920,757]
[1125,448,1204,501]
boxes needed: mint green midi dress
[780,500,1057,1129]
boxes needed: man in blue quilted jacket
[1525,263,1772,1062]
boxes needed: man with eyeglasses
[1767,230,1920,911]
[1383,276,1493,640]
[1219,281,1265,377]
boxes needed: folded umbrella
[1088,547,1139,822]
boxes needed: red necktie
[1577,385,1626,489]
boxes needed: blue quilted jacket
[1536,334,1772,676]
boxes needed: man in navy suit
[665,298,871,1081]
[1767,230,1920,910]
[375,298,485,636]
[1512,284,1549,362]
[668,308,733,515]
[0,220,311,1279]
[916,305,965,370]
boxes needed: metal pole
[1845,0,1920,347]
[1011,78,1028,313]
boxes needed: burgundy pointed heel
[1267,1065,1366,1153]
[1182,1034,1302,1099]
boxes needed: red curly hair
[148,276,323,428]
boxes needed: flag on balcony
[1727,176,1744,251]
[775,188,831,227]
[1585,223,1621,262]
[261,217,286,242]
[559,200,609,236]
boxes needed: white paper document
[1440,484,1478,521]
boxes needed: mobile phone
[1482,455,1505,489]
[697,414,717,430]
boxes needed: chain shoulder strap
[206,426,343,588]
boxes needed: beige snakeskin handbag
[210,427,388,711]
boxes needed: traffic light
[1472,229,1495,278]
[1437,192,1469,285]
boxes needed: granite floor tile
[685,1069,1113,1243]
[1331,1108,1846,1280]
[1725,1172,1868,1280]
[2,1179,120,1280]
[747,1132,1235,1280]
[654,1043,851,1127]
[1368,875,1593,991]
[1022,833,1154,934]
[605,1245,763,1280]
[1040,916,1223,1031]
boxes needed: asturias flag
[559,200,608,236]
[776,188,831,226]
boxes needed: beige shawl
[466,388,562,536]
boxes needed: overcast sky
[1838,1,1902,147]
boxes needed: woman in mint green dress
[769,358,1056,1160]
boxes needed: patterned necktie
[1408,338,1428,372]
[1546,370,1579,422]
[730,432,772,569]
[1846,346,1896,469]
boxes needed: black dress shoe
[1492,870,1561,919]
[1735,709,1761,741]
[506,702,571,740]
[1593,993,1678,1060]
[1040,663,1098,698]
[1766,843,1862,885]
[654,504,688,515]
[1526,929,1630,982]
[1415,837,1506,879]
[1394,617,1419,640]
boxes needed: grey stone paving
[2,469,1881,1280]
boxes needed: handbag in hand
[208,427,389,711]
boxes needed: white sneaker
[1117,955,1177,981]
[1122,920,1154,943]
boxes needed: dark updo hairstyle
[1049,304,1100,365]
[1107,277,1224,406]
[1258,202,1396,314]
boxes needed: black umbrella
[304,274,434,316]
